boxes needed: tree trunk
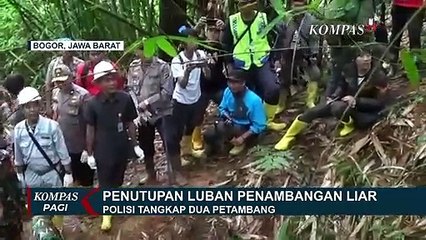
[159,0,187,61]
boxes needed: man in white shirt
[169,29,211,185]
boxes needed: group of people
[0,0,422,236]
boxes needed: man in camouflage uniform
[127,47,174,185]
[0,81,24,239]
[0,99,24,240]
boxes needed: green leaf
[259,13,285,38]
[271,0,286,15]
[155,36,178,57]
[308,0,323,10]
[143,37,158,58]
[401,49,420,86]
[165,35,221,52]
[276,219,291,240]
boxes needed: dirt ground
[23,77,417,240]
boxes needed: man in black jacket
[275,50,391,151]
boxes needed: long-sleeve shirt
[332,62,390,112]
[393,0,423,8]
[13,116,71,174]
[45,56,84,85]
[53,84,90,154]
[127,57,174,122]
[75,60,125,96]
[219,87,267,134]
[274,13,319,58]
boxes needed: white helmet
[17,87,41,105]
[93,60,117,82]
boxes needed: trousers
[245,63,280,105]
[203,120,255,154]
[390,5,424,62]
[299,101,382,129]
[138,115,173,171]
[280,53,321,89]
[194,89,224,126]
[70,152,94,187]
[168,100,202,156]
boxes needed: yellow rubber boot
[264,103,287,131]
[306,81,319,109]
[274,116,308,151]
[191,126,205,158]
[101,215,112,231]
[229,144,246,156]
[339,117,355,137]
[180,136,192,156]
[275,89,289,115]
[51,215,64,230]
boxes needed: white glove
[16,173,25,187]
[63,173,73,187]
[80,151,88,163]
[134,146,145,160]
[133,116,141,127]
[87,155,97,170]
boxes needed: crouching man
[275,50,391,151]
[204,70,267,156]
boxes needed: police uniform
[127,57,174,181]
[52,64,94,187]
[221,1,286,131]
[0,132,24,240]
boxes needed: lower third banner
[27,188,426,216]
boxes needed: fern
[249,146,294,173]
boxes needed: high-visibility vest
[229,12,271,70]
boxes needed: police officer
[275,0,321,111]
[221,0,286,131]
[45,38,84,118]
[127,47,174,185]
[51,64,94,187]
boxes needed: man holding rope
[275,49,391,151]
